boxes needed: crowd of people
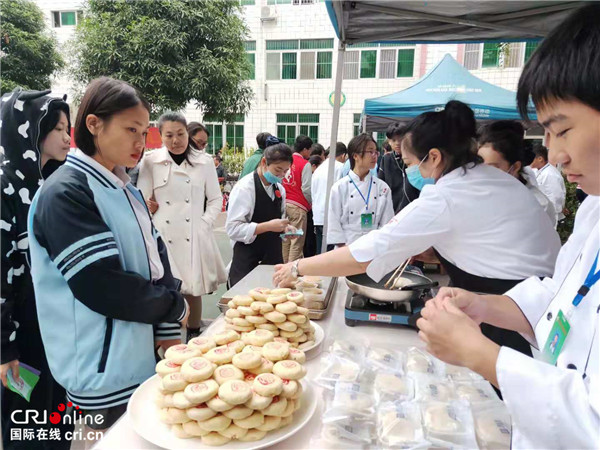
[0,4,597,449]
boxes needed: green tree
[72,0,253,119]
[0,0,64,94]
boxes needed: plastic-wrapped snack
[473,402,512,450]
[455,381,498,405]
[406,347,435,375]
[323,382,376,422]
[377,401,428,448]
[365,346,405,372]
[315,355,361,390]
[374,371,414,402]
[421,400,478,448]
[445,364,484,382]
[320,418,375,448]
[414,375,455,402]
[330,339,369,361]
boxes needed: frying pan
[345,270,438,302]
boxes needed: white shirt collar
[348,169,371,183]
[74,149,131,188]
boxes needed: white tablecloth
[94,282,422,449]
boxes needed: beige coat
[138,147,227,296]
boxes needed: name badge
[360,213,374,230]
[541,309,571,365]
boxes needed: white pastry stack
[223,287,317,350]
[155,329,307,446]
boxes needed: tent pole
[322,41,345,254]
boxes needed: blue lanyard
[348,174,373,210]
[573,251,600,307]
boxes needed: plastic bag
[406,347,436,375]
[414,374,456,402]
[365,345,405,372]
[374,370,415,403]
[315,354,362,390]
[377,401,429,449]
[323,381,376,422]
[473,402,512,449]
[421,400,478,448]
[319,418,376,448]
[454,381,498,406]
[330,338,370,362]
[445,364,484,383]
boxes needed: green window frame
[376,132,386,149]
[245,53,255,80]
[397,49,415,77]
[300,39,334,50]
[360,50,377,78]
[61,11,76,26]
[282,53,297,79]
[524,41,539,62]
[353,113,361,136]
[482,43,501,68]
[225,124,244,150]
[316,51,332,79]
[204,123,223,154]
[277,114,319,145]
[266,40,299,51]
[240,0,255,5]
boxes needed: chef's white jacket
[522,166,557,227]
[349,163,561,281]
[311,159,343,226]
[327,170,394,246]
[499,195,599,449]
[226,172,286,246]
[534,163,567,224]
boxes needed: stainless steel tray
[217,264,336,321]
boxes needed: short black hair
[294,135,313,153]
[74,77,150,156]
[517,4,600,120]
[347,133,376,170]
[213,154,222,163]
[386,122,408,139]
[382,140,392,153]
[477,120,525,166]
[404,100,481,175]
[256,132,273,150]
[532,143,549,162]
[310,143,325,157]
[335,141,347,157]
[308,155,322,168]
[39,100,70,146]
[264,143,293,165]
[188,121,210,150]
[158,111,196,165]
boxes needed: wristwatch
[291,259,302,279]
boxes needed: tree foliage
[72,0,253,119]
[0,0,64,94]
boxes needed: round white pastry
[187,336,217,354]
[201,432,231,446]
[244,391,273,410]
[279,328,303,339]
[245,314,267,325]
[155,359,181,378]
[198,414,232,432]
[264,311,287,323]
[266,294,287,305]
[218,424,248,440]
[286,292,304,304]
[222,405,254,420]
[171,424,193,439]
[276,321,297,332]
[225,323,255,333]
[227,300,236,309]
[225,308,242,319]
[273,360,305,380]
[275,301,298,314]
[183,379,219,404]
[161,372,188,392]
[253,373,283,397]
[186,404,217,422]
[242,345,263,355]
[226,340,245,353]
[233,295,254,306]
[261,395,287,416]
[218,380,253,405]
[286,313,307,324]
[232,317,252,328]
[233,411,264,430]
[166,407,191,424]
[181,357,214,382]
[250,301,274,314]
[173,391,196,409]
[297,340,315,351]
[238,428,267,442]
[288,333,308,344]
[204,346,236,365]
[280,415,294,427]
[270,288,292,295]
[232,351,262,370]
[281,399,295,417]
[213,364,244,385]
[237,305,257,316]
[296,306,310,316]
[256,415,282,431]
[256,322,278,331]
[292,382,303,400]
[182,420,210,437]
[164,344,200,364]
[245,329,275,346]
[213,330,240,346]
[248,288,271,302]
[262,342,290,361]
[280,379,299,398]
[248,357,274,375]
[206,395,235,412]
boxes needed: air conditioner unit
[260,6,277,22]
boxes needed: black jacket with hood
[1,88,69,364]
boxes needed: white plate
[205,320,325,355]
[128,376,318,450]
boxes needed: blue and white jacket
[27,152,187,409]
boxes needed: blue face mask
[406,155,436,191]
[263,170,282,185]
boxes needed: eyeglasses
[363,150,379,157]
[192,138,207,149]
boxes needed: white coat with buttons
[137,147,227,296]
[499,195,599,449]
[327,170,395,246]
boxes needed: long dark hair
[347,133,376,170]
[188,121,210,150]
[158,111,196,165]
[75,77,150,156]
[478,120,526,182]
[404,100,481,175]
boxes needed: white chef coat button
[186,237,190,242]
[547,312,553,320]
[164,162,168,166]
[166,220,170,224]
[168,239,172,243]
[166,200,170,205]
[186,179,190,183]
[567,364,577,370]
[350,195,353,198]
[350,211,353,215]
[185,198,190,203]
[374,196,377,199]
[186,218,190,222]
[163,178,167,182]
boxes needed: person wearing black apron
[226,143,295,287]
[273,101,561,364]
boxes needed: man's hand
[0,360,19,388]
[146,195,159,214]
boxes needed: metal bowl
[345,271,437,303]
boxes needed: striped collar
[66,150,131,189]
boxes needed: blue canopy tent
[318,1,583,251]
[363,54,537,132]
